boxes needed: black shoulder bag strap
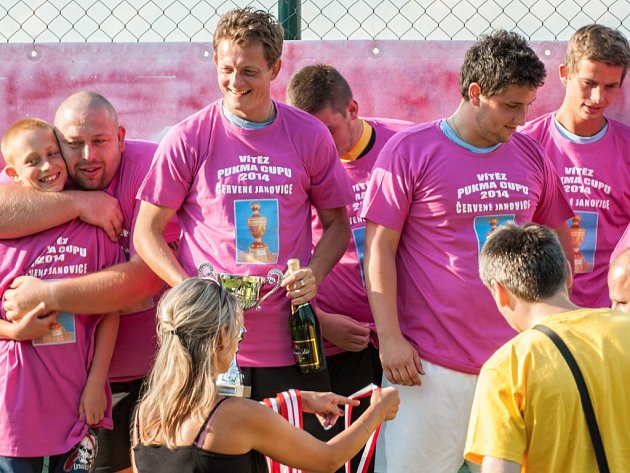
[532,324,610,473]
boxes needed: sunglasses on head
[202,277,246,343]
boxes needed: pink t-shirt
[138,100,353,367]
[312,117,412,356]
[0,140,177,382]
[361,121,574,374]
[0,221,124,456]
[520,113,630,308]
[103,139,175,382]
[610,223,630,263]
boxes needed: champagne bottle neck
[287,258,301,274]
[291,300,310,311]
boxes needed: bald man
[609,248,630,313]
[0,91,179,473]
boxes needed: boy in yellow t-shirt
[465,222,630,472]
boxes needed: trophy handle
[255,268,284,310]
[198,262,215,278]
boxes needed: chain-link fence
[1,0,628,43]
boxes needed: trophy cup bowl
[246,202,272,262]
[198,263,283,310]
[198,262,283,397]
[247,202,268,246]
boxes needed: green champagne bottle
[287,258,326,374]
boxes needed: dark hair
[479,223,567,302]
[565,24,630,83]
[459,30,546,100]
[213,7,283,68]
[286,64,353,115]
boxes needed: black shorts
[241,364,338,441]
[94,378,144,473]
[326,346,383,473]
[327,344,383,396]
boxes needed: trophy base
[217,383,252,398]
[248,245,272,259]
[574,254,591,273]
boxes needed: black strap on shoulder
[194,397,230,446]
[533,324,610,473]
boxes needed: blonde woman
[132,278,399,473]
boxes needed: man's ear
[347,99,359,120]
[469,83,482,105]
[491,280,512,309]
[117,126,126,153]
[565,257,573,291]
[559,64,569,87]
[270,59,282,80]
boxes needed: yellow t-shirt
[465,309,630,472]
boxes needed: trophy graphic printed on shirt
[198,262,283,397]
[487,217,499,236]
[33,312,77,346]
[43,320,66,343]
[247,202,272,262]
[569,214,591,273]
[474,214,515,254]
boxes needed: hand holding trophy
[198,262,283,397]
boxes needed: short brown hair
[2,117,54,165]
[286,64,353,115]
[565,24,630,82]
[479,223,567,302]
[213,7,283,68]
[460,30,546,100]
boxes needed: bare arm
[299,390,360,429]
[133,201,188,287]
[236,387,399,473]
[2,255,165,319]
[131,451,139,473]
[131,404,140,473]
[282,206,350,305]
[364,221,423,386]
[0,303,57,340]
[80,312,119,425]
[309,206,350,284]
[0,183,123,241]
[481,457,521,473]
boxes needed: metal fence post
[278,0,301,40]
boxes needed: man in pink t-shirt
[0,92,178,473]
[520,24,630,309]
[134,8,352,441]
[286,64,411,470]
[361,31,574,473]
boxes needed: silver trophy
[198,262,283,397]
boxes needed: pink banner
[1,40,627,165]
